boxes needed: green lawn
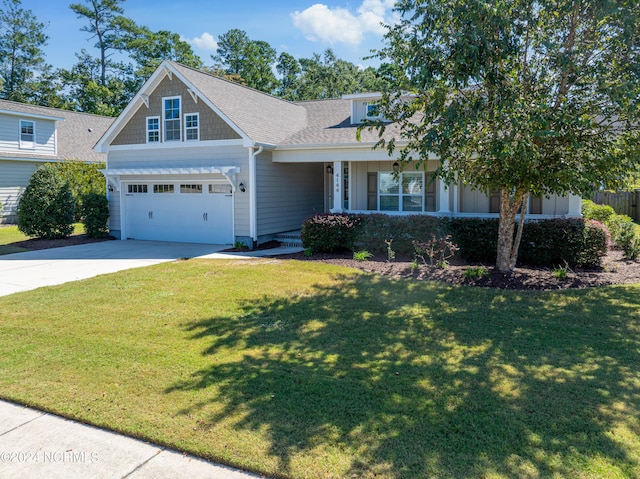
[0,259,639,478]
[0,223,84,255]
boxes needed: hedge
[302,213,609,268]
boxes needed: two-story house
[0,100,114,223]
[96,61,581,247]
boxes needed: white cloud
[187,32,218,51]
[291,1,394,46]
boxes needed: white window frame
[184,112,199,141]
[19,119,35,149]
[378,171,425,212]
[162,96,182,142]
[365,101,381,120]
[146,116,160,143]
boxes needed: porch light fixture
[239,182,246,192]
[108,185,114,192]
[393,162,400,173]
[326,165,334,174]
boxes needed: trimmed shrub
[82,193,110,238]
[358,214,450,255]
[450,218,499,263]
[301,214,363,252]
[18,163,75,239]
[582,199,615,224]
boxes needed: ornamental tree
[369,0,640,272]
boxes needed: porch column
[438,179,450,215]
[330,161,343,213]
[567,193,582,217]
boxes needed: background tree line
[0,0,388,116]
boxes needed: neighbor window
[184,113,199,141]
[19,120,35,149]
[379,172,426,212]
[146,116,160,143]
[163,96,181,141]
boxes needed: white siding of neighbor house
[0,115,56,155]
[256,150,324,236]
[106,144,250,237]
[0,160,42,222]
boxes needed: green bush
[18,163,75,239]
[614,221,640,260]
[81,193,110,238]
[56,161,106,221]
[582,199,616,224]
[301,214,363,252]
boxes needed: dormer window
[366,101,381,119]
[19,120,35,149]
[163,96,181,142]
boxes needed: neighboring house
[0,100,114,223]
[96,61,581,246]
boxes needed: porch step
[272,230,303,248]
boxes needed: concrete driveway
[0,240,230,297]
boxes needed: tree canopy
[370,0,640,271]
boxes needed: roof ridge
[167,61,301,107]
[0,99,114,120]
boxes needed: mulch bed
[276,249,640,291]
[7,234,115,251]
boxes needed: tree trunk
[496,189,524,272]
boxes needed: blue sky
[26,0,398,71]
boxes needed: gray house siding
[256,150,324,238]
[0,115,56,156]
[0,160,43,223]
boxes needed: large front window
[163,97,181,141]
[379,172,426,212]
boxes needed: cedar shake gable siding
[111,75,241,146]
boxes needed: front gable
[111,74,241,146]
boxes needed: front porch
[323,160,582,219]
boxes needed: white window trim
[365,101,381,120]
[378,171,426,212]
[146,116,160,144]
[184,112,200,141]
[19,119,36,150]
[162,95,182,142]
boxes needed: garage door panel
[124,184,233,244]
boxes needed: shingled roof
[0,100,114,162]
[168,62,401,148]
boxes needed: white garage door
[124,182,234,244]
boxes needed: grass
[0,259,639,478]
[0,223,84,255]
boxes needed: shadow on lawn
[167,274,640,478]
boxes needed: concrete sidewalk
[0,400,262,479]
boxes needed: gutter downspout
[249,144,263,247]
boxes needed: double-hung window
[163,96,181,141]
[146,116,160,143]
[184,113,199,141]
[379,172,426,212]
[19,120,35,149]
